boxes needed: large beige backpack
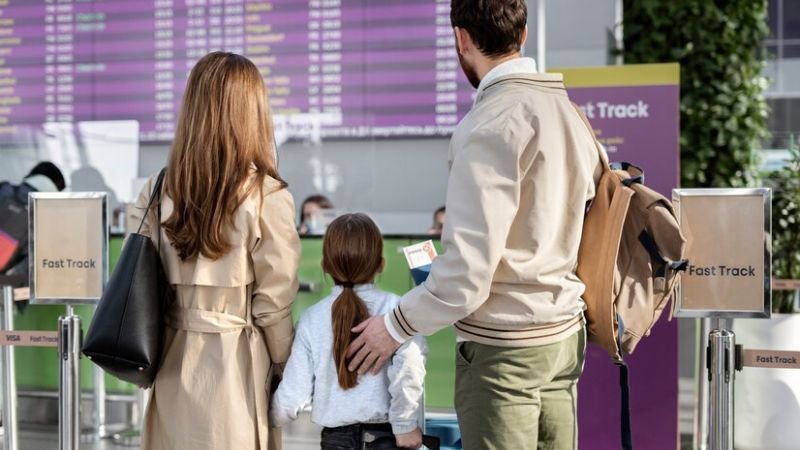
[574,105,688,449]
[578,155,688,362]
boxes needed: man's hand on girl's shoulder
[347,315,401,375]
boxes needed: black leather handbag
[83,169,173,387]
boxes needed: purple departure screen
[0,0,476,141]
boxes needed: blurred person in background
[0,162,66,279]
[427,206,445,235]
[298,194,334,235]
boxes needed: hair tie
[340,282,354,289]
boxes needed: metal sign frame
[672,188,771,319]
[28,192,108,305]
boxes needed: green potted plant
[734,143,800,449]
[769,144,800,313]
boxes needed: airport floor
[0,411,322,450]
[1,414,698,450]
[0,378,698,449]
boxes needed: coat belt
[165,306,270,450]
[165,307,251,333]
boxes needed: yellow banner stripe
[549,63,680,88]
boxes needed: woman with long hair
[133,52,300,450]
[270,213,427,449]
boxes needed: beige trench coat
[132,174,300,450]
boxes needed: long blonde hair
[163,52,286,260]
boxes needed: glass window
[784,43,800,58]
[768,0,779,38]
[765,98,800,149]
[784,0,800,39]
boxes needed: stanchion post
[708,329,735,450]
[92,305,107,438]
[1,285,18,450]
[58,305,81,450]
[92,366,107,437]
[111,387,149,447]
[136,387,148,428]
[694,318,711,450]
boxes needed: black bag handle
[136,168,167,252]
[422,435,441,450]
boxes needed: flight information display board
[0,0,475,141]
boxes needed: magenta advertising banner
[556,63,681,450]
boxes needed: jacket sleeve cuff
[390,420,418,435]
[385,308,415,343]
[264,315,294,364]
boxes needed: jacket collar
[475,57,538,102]
[476,72,567,105]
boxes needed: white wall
[533,0,616,69]
[140,138,451,234]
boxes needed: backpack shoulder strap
[15,183,35,205]
[572,102,636,450]
[577,170,633,362]
[629,182,673,211]
[619,360,633,450]
[0,182,30,206]
[571,102,610,171]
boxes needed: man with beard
[347,1,601,448]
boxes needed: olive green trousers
[455,328,586,450]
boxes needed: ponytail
[321,213,384,390]
[331,285,370,389]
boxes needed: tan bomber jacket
[387,72,602,347]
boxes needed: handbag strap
[136,169,167,252]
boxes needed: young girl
[271,213,427,449]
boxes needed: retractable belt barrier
[741,349,800,370]
[772,279,800,291]
[701,279,800,450]
[735,279,800,369]
[13,287,29,300]
[740,280,800,370]
[1,285,30,450]
[0,330,59,347]
[0,287,57,347]
[0,285,80,450]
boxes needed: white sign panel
[673,188,771,318]
[29,193,108,305]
